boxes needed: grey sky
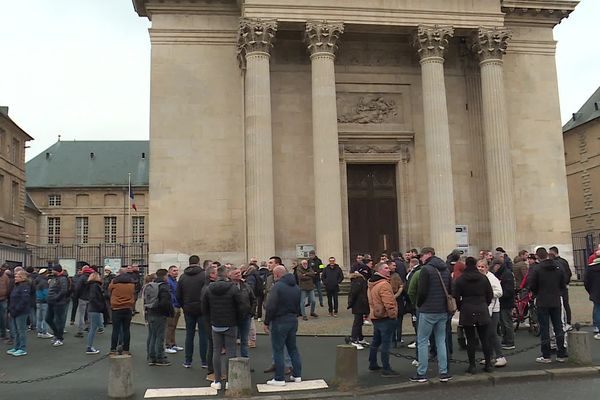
[0,0,598,161]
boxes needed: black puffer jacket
[148,280,174,317]
[201,280,245,327]
[176,265,206,316]
[584,263,600,303]
[86,281,106,313]
[529,259,566,308]
[417,256,452,314]
[453,270,493,326]
[347,272,369,315]
[494,264,515,309]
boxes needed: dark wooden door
[347,164,399,259]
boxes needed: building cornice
[133,0,240,20]
[501,0,578,26]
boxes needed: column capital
[305,20,344,58]
[471,27,512,62]
[414,25,454,62]
[237,18,277,67]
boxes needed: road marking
[144,387,217,398]
[256,379,328,393]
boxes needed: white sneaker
[358,339,370,346]
[564,324,573,332]
[52,340,64,347]
[412,359,419,367]
[210,382,222,390]
[165,347,177,354]
[535,356,551,364]
[40,333,54,339]
[290,376,301,383]
[494,357,507,367]
[407,341,417,349]
[37,333,43,338]
[351,342,364,350]
[173,345,184,351]
[594,333,600,340]
[225,382,229,390]
[363,320,372,326]
[257,318,262,322]
[266,379,286,386]
[594,327,599,334]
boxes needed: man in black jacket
[492,258,515,350]
[321,257,344,317]
[176,255,208,369]
[548,246,573,330]
[529,247,567,363]
[308,250,324,307]
[146,269,174,366]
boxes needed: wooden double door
[347,164,399,260]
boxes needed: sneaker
[6,348,17,355]
[165,347,177,354]
[409,374,428,383]
[368,365,382,371]
[407,341,417,349]
[86,347,100,355]
[495,357,507,367]
[310,313,319,318]
[302,316,308,321]
[358,339,370,346]
[210,382,222,390]
[37,333,43,338]
[40,333,54,339]
[564,324,573,332]
[53,340,64,347]
[411,360,419,367]
[381,369,401,378]
[502,345,515,350]
[173,345,184,351]
[74,332,84,338]
[97,328,105,334]
[183,362,192,368]
[201,362,208,368]
[249,341,256,348]
[350,342,364,350]
[439,373,453,382]
[257,318,262,322]
[12,349,27,357]
[266,379,286,386]
[225,382,229,390]
[206,373,215,382]
[363,320,372,326]
[290,376,302,383]
[594,333,600,340]
[594,327,599,333]
[556,357,568,363]
[148,361,156,366]
[333,313,338,318]
[155,359,172,366]
[535,356,551,364]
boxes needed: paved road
[0,324,599,399]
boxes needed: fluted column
[305,21,344,263]
[238,18,277,261]
[414,25,456,256]
[472,27,517,256]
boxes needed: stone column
[238,19,277,261]
[414,25,456,256]
[305,21,344,263]
[472,27,517,256]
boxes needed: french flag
[129,180,137,211]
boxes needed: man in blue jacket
[165,265,182,353]
[264,263,302,386]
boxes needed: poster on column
[455,225,469,255]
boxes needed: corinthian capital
[237,18,277,66]
[414,25,454,61]
[472,27,512,62]
[305,21,344,57]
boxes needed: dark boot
[458,337,467,350]
[466,363,476,374]
[483,356,493,373]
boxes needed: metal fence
[572,232,599,280]
[28,243,149,270]
[0,244,32,268]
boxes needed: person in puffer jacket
[8,271,32,356]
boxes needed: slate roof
[563,86,600,133]
[25,193,41,213]
[26,141,149,188]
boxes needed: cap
[104,266,112,271]
[82,266,94,274]
[53,265,63,272]
[496,247,506,253]
[39,268,48,275]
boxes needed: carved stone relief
[337,93,402,124]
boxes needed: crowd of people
[0,242,600,389]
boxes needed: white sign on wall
[455,225,469,254]
[58,259,76,277]
[296,244,315,259]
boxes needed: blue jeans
[147,314,167,362]
[46,303,67,341]
[76,299,89,333]
[29,305,37,329]
[36,302,49,334]
[184,314,208,365]
[368,318,396,371]
[270,320,302,381]
[0,300,7,338]
[12,314,28,351]
[239,315,252,358]
[417,312,449,376]
[593,302,600,331]
[300,290,316,317]
[314,279,324,307]
[538,306,566,358]
[87,312,103,349]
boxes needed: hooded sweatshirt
[367,273,397,320]
[416,256,452,314]
[529,259,566,308]
[176,264,206,316]
[264,273,300,326]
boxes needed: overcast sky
[0,0,598,161]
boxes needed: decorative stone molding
[237,18,277,67]
[305,21,344,57]
[501,1,577,26]
[343,143,404,154]
[413,25,454,62]
[472,27,512,62]
[337,96,398,124]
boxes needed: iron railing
[27,243,149,270]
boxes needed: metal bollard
[227,357,252,396]
[568,330,592,365]
[333,345,357,390]
[108,354,135,399]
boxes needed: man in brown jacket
[296,260,318,321]
[108,267,136,354]
[367,262,399,377]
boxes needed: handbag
[434,268,457,314]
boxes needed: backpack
[143,282,162,309]
[253,271,265,297]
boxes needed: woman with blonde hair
[85,272,105,354]
[7,271,32,356]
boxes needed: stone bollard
[333,345,357,390]
[568,330,592,365]
[108,354,134,399]
[227,357,252,396]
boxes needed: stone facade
[133,0,577,270]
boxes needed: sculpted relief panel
[337,94,400,124]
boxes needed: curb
[232,365,600,400]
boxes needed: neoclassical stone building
[133,0,577,270]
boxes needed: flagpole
[128,172,132,244]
